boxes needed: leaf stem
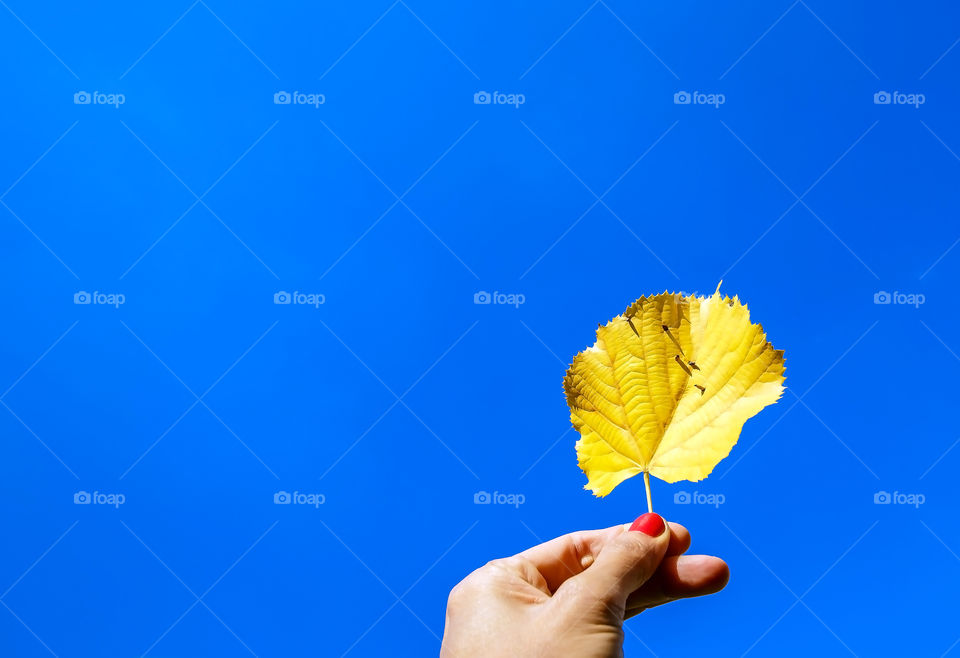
[643,471,653,514]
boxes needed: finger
[666,522,690,556]
[518,519,689,595]
[562,513,671,606]
[519,525,624,593]
[624,554,729,618]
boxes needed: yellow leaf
[564,286,785,497]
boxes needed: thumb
[569,513,671,606]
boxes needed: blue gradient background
[1,1,959,656]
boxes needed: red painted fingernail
[629,513,665,537]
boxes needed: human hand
[440,514,728,658]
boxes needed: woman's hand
[440,514,728,658]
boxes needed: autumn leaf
[564,285,785,502]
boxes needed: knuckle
[483,557,509,570]
[454,556,522,594]
[446,580,469,608]
[484,556,525,577]
[449,564,490,602]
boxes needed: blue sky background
[1,1,959,656]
